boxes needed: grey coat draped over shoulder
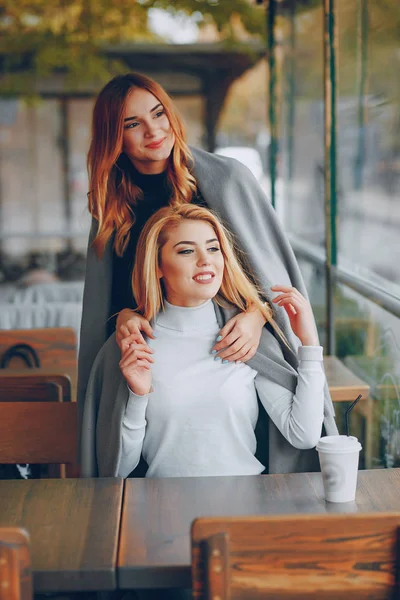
[78,147,338,477]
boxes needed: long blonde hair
[132,204,283,338]
[87,73,197,258]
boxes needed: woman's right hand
[116,309,155,351]
[119,342,154,396]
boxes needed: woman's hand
[271,285,319,346]
[212,307,266,363]
[119,342,154,396]
[116,309,155,351]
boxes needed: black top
[109,162,206,333]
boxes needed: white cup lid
[316,435,362,453]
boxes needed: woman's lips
[146,138,165,149]
[193,273,215,284]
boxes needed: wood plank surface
[0,478,123,593]
[192,513,400,599]
[118,468,400,589]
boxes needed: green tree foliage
[0,0,153,94]
[0,0,265,95]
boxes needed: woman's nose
[197,251,210,266]
[144,120,157,137]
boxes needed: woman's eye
[125,122,139,129]
[178,249,193,255]
[208,246,220,253]
[155,110,165,118]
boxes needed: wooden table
[0,478,123,593]
[118,468,400,590]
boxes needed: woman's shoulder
[190,146,256,182]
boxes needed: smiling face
[122,87,175,174]
[158,220,225,307]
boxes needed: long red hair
[87,73,197,257]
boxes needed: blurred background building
[0,0,399,469]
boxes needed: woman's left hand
[212,308,266,363]
[271,285,319,346]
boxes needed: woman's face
[158,220,225,307]
[122,87,175,174]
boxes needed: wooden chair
[0,327,77,370]
[0,372,77,478]
[0,392,79,478]
[191,513,400,599]
[0,527,32,599]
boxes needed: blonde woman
[82,204,336,479]
[78,73,338,463]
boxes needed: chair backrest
[0,401,78,477]
[0,527,32,600]
[191,513,400,600]
[0,327,77,370]
[0,373,72,403]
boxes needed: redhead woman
[79,72,338,474]
[81,205,337,479]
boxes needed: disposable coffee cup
[316,435,362,503]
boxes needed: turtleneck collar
[155,299,218,333]
[128,161,169,192]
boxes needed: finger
[121,342,153,357]
[119,324,131,339]
[136,360,152,370]
[121,346,154,361]
[278,300,298,315]
[237,345,257,363]
[121,332,147,346]
[119,349,154,368]
[216,340,247,360]
[272,293,308,308]
[215,318,237,342]
[213,329,242,352]
[122,359,152,372]
[119,352,153,369]
[120,356,154,372]
[139,319,156,339]
[218,343,251,362]
[272,291,304,303]
[271,285,296,293]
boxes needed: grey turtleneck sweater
[119,300,325,478]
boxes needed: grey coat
[78,147,338,477]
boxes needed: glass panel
[279,4,325,247]
[335,283,400,469]
[217,60,270,197]
[337,0,400,293]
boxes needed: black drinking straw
[345,394,362,437]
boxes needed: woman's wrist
[248,303,268,325]
[300,335,319,347]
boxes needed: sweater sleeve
[254,346,325,450]
[118,387,150,478]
